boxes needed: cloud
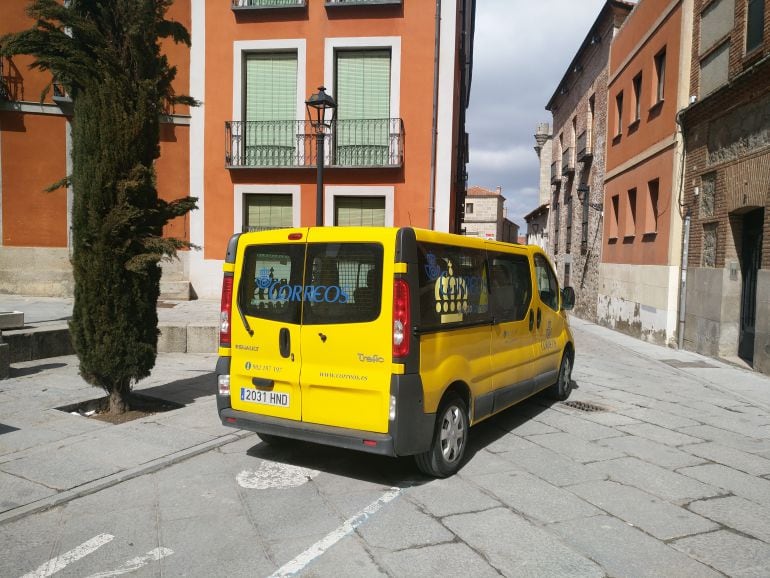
[467,0,609,226]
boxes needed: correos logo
[256,268,349,304]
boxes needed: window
[566,194,573,254]
[489,253,532,322]
[466,202,474,214]
[632,72,642,122]
[534,254,559,311]
[243,194,293,231]
[244,51,298,166]
[417,243,490,328]
[615,91,624,136]
[700,42,730,97]
[240,244,305,324]
[581,185,589,250]
[625,188,637,238]
[644,180,659,235]
[609,194,620,240]
[334,196,386,226]
[335,50,391,166]
[747,0,765,53]
[553,198,560,254]
[654,49,666,103]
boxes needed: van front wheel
[415,394,469,478]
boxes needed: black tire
[548,352,573,401]
[415,393,469,478]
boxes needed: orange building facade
[0,0,474,299]
[599,0,693,345]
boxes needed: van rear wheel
[548,352,573,401]
[415,394,468,478]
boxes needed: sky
[466,0,610,228]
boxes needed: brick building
[679,0,770,373]
[461,185,518,242]
[545,0,634,322]
[0,0,476,299]
[600,0,693,346]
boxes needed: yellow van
[216,227,575,477]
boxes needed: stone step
[160,280,192,301]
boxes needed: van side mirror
[561,286,575,311]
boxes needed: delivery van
[216,227,575,477]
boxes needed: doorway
[738,208,764,363]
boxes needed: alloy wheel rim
[440,405,465,463]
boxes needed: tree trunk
[109,387,130,414]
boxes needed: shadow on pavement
[139,372,215,406]
[9,362,68,378]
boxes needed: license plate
[240,388,290,408]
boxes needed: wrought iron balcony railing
[326,0,402,5]
[550,161,560,184]
[232,0,305,10]
[225,118,404,169]
[562,147,574,175]
[577,128,593,162]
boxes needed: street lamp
[577,184,603,212]
[306,86,337,226]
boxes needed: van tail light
[392,278,411,358]
[220,273,234,348]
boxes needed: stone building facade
[545,0,632,322]
[462,186,518,242]
[526,123,552,250]
[679,0,770,373]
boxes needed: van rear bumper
[219,406,397,456]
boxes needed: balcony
[550,161,560,185]
[326,0,402,5]
[231,0,305,10]
[577,128,593,162]
[561,147,574,175]
[225,118,404,169]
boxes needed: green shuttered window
[244,52,298,166]
[334,196,386,226]
[244,194,293,231]
[335,50,391,166]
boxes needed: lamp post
[306,86,337,226]
[577,184,603,212]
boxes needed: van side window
[302,243,384,325]
[534,254,560,311]
[240,244,305,324]
[489,253,532,322]
[417,242,490,329]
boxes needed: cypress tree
[1,0,197,413]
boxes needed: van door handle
[279,327,291,358]
[528,309,534,331]
[537,308,542,329]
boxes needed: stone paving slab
[570,480,719,540]
[599,434,707,469]
[380,542,500,578]
[616,422,704,446]
[493,444,606,487]
[672,529,770,577]
[679,424,770,454]
[586,457,722,503]
[444,508,604,577]
[688,496,770,543]
[678,463,770,505]
[550,515,722,578]
[527,432,626,463]
[683,441,770,476]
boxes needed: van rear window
[302,243,384,325]
[239,242,383,325]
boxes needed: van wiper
[236,280,254,337]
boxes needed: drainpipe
[678,210,691,349]
[428,0,441,230]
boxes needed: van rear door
[230,229,307,421]
[299,227,395,433]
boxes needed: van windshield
[239,242,383,325]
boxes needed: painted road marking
[268,487,402,578]
[236,461,320,489]
[84,547,174,578]
[20,533,114,578]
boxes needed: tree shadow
[9,362,68,378]
[137,372,216,406]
